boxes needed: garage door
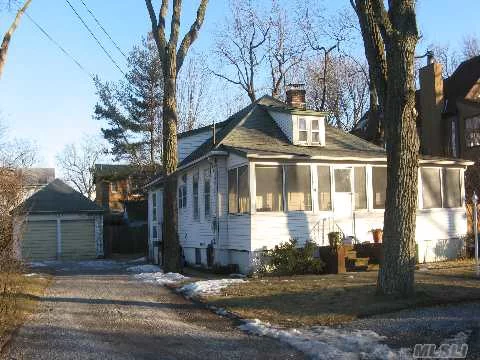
[21,221,57,261]
[61,220,96,260]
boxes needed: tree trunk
[0,0,32,79]
[161,50,181,273]
[377,6,419,297]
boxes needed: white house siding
[147,188,163,264]
[178,127,227,162]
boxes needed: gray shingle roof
[179,95,386,167]
[17,179,103,214]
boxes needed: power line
[24,11,94,80]
[77,0,128,60]
[64,0,126,77]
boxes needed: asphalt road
[2,261,303,360]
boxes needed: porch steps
[344,245,369,272]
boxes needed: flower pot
[372,229,383,244]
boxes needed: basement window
[372,167,387,209]
[421,168,442,209]
[317,166,332,210]
[256,165,283,212]
[285,165,312,211]
[442,168,461,208]
[228,165,250,214]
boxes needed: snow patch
[239,319,411,360]
[127,264,161,273]
[178,279,246,298]
[134,271,188,285]
[128,256,147,264]
[24,273,37,277]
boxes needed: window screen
[228,168,238,214]
[354,167,367,210]
[285,165,312,211]
[256,165,283,212]
[317,166,331,210]
[334,168,352,193]
[421,168,441,209]
[193,172,199,219]
[238,166,250,213]
[442,168,461,208]
[372,167,387,209]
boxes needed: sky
[0,0,479,170]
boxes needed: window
[193,172,199,220]
[178,175,187,209]
[204,169,211,218]
[152,192,157,239]
[256,165,283,212]
[111,181,118,193]
[372,167,387,209]
[317,166,331,210]
[299,118,308,142]
[354,167,367,210]
[311,120,320,143]
[442,168,462,208]
[195,248,201,265]
[285,165,312,211]
[421,168,442,209]
[228,166,250,214]
[334,168,352,193]
[466,116,480,148]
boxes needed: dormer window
[299,118,308,141]
[311,119,320,143]
[296,117,324,146]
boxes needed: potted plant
[328,231,343,248]
[370,228,383,244]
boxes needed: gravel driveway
[2,261,304,360]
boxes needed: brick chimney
[286,84,306,110]
[419,56,444,156]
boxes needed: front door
[333,167,354,236]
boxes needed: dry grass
[0,272,51,344]
[205,260,480,328]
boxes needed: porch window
[465,116,480,148]
[256,165,283,212]
[421,168,441,209]
[334,168,352,193]
[299,118,308,142]
[285,165,312,211]
[442,168,462,208]
[228,165,250,214]
[204,169,211,218]
[317,166,331,210]
[193,171,199,220]
[372,167,387,209]
[354,167,367,210]
[178,174,187,209]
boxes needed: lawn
[0,272,51,345]
[204,259,480,327]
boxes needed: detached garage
[15,179,104,261]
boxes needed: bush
[260,239,324,276]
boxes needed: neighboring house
[94,164,144,213]
[147,87,472,273]
[17,168,55,199]
[14,179,104,261]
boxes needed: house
[14,179,104,261]
[17,168,55,199]
[147,86,472,273]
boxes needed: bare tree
[427,43,460,78]
[177,53,211,132]
[145,0,209,273]
[352,0,419,297]
[56,137,106,199]
[267,1,305,98]
[462,35,480,60]
[213,0,269,103]
[0,0,31,79]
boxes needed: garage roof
[17,179,103,214]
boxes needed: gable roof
[179,95,386,167]
[17,179,103,215]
